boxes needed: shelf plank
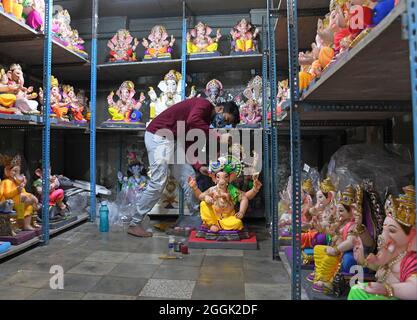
[187,54,262,73]
[0,113,42,126]
[98,59,182,81]
[0,237,40,261]
[0,10,41,39]
[301,2,409,102]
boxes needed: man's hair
[222,101,240,127]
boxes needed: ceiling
[55,0,268,19]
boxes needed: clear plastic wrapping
[326,144,413,199]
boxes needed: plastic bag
[326,144,413,199]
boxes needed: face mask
[212,113,226,128]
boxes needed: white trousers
[131,131,200,226]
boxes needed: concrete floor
[0,220,291,300]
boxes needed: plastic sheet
[326,144,413,199]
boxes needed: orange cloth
[301,230,318,249]
[52,105,68,118]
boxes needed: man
[128,97,240,237]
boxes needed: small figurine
[117,152,148,194]
[204,79,226,128]
[310,185,373,293]
[148,70,196,121]
[2,0,24,21]
[52,8,73,46]
[6,64,40,115]
[77,89,90,121]
[33,162,68,221]
[186,21,222,56]
[39,76,69,121]
[349,185,417,300]
[62,84,87,122]
[142,25,175,60]
[107,80,145,123]
[69,29,88,57]
[236,75,263,126]
[189,156,248,233]
[108,29,139,63]
[0,154,39,231]
[230,18,259,54]
[0,66,19,114]
[23,0,45,31]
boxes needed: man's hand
[188,176,197,190]
[199,166,209,176]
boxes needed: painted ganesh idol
[187,21,222,56]
[236,76,262,126]
[148,70,196,121]
[142,25,175,60]
[107,81,145,124]
[349,185,417,300]
[230,18,259,54]
[189,156,261,241]
[108,29,139,63]
[309,185,374,293]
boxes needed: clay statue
[236,75,262,125]
[230,18,259,53]
[142,25,175,60]
[187,21,222,55]
[33,162,68,221]
[0,154,39,231]
[6,64,40,115]
[0,66,19,114]
[2,0,24,21]
[62,84,87,122]
[107,80,145,122]
[309,185,374,293]
[52,7,88,57]
[39,76,69,121]
[148,70,196,121]
[189,156,248,233]
[23,0,45,31]
[204,79,226,128]
[117,152,148,194]
[349,185,417,300]
[52,8,73,45]
[108,29,139,62]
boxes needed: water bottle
[99,201,109,233]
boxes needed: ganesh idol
[230,18,259,54]
[348,185,417,300]
[107,29,139,62]
[186,21,222,56]
[147,70,196,122]
[188,156,261,240]
[142,25,175,60]
[309,185,374,293]
[107,80,145,123]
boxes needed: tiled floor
[0,220,291,300]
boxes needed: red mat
[188,231,258,250]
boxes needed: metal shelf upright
[89,0,99,222]
[286,0,302,301]
[407,0,417,228]
[40,0,53,245]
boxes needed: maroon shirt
[147,97,215,170]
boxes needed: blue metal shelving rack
[41,0,53,245]
[89,0,99,222]
[278,0,417,300]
